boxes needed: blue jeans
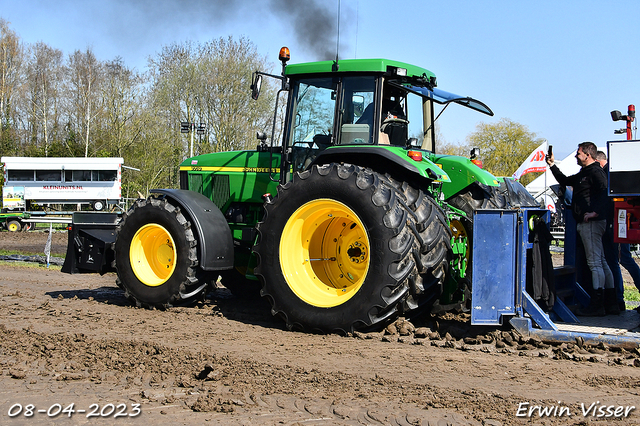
[577,219,613,290]
[620,243,640,292]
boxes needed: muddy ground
[0,230,639,425]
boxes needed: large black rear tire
[447,181,516,283]
[448,181,507,215]
[114,196,206,308]
[382,177,451,311]
[254,163,450,334]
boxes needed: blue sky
[1,0,638,160]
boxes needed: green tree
[467,118,545,186]
[435,124,471,156]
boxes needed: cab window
[289,78,337,171]
[339,76,376,145]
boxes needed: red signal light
[407,151,422,162]
[471,159,483,168]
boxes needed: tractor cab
[274,56,494,178]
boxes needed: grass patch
[0,248,48,257]
[624,284,640,302]
[0,260,61,270]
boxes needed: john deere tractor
[63,47,536,334]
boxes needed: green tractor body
[63,49,537,333]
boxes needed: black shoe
[577,289,606,317]
[604,289,620,315]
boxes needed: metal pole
[627,105,635,141]
[190,123,194,158]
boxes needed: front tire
[114,196,204,308]
[254,163,449,334]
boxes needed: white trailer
[1,157,123,211]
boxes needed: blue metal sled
[470,208,640,349]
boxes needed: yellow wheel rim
[7,222,19,232]
[129,223,177,287]
[280,199,370,308]
[450,219,467,240]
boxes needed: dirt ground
[0,230,639,425]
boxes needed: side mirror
[251,73,262,100]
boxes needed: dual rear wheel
[254,163,451,334]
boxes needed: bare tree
[0,19,23,156]
[96,57,146,157]
[67,48,103,157]
[148,36,277,159]
[198,36,276,153]
[148,41,200,157]
[24,42,63,156]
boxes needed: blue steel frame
[470,207,640,349]
[470,208,578,327]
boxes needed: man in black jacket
[546,142,616,316]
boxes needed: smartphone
[547,145,553,157]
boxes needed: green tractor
[63,47,536,334]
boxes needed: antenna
[335,0,341,63]
[332,0,340,71]
[355,0,359,58]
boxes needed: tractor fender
[310,146,446,183]
[150,189,234,271]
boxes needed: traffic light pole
[190,127,195,158]
[627,105,635,141]
[180,122,207,158]
[611,105,635,140]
